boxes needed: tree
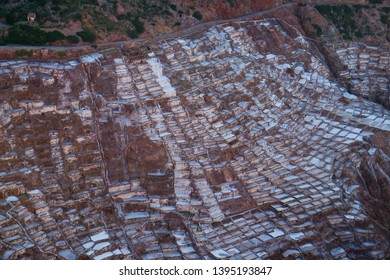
[126,29,138,39]
[193,11,203,21]
[47,30,66,43]
[131,17,145,34]
[66,35,80,44]
[76,29,97,43]
[7,24,48,45]
[5,12,16,25]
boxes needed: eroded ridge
[0,19,389,260]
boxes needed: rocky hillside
[1,14,390,259]
[0,0,278,44]
[1,1,389,45]
[294,4,390,108]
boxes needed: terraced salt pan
[91,231,109,242]
[146,56,177,97]
[80,53,102,63]
[0,19,389,260]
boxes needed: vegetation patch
[18,193,30,200]
[46,30,66,43]
[89,10,116,32]
[3,24,68,46]
[179,80,194,89]
[76,29,97,43]
[66,35,80,44]
[193,11,203,21]
[369,0,383,4]
[126,29,139,39]
[55,50,67,57]
[7,24,48,45]
[380,14,389,25]
[131,17,145,35]
[314,5,388,40]
[179,211,195,218]
[0,0,201,43]
[15,49,34,57]
[313,24,323,37]
[227,0,235,7]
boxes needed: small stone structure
[27,12,36,23]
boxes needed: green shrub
[56,50,67,57]
[116,14,127,21]
[7,25,48,45]
[47,30,66,43]
[193,11,203,21]
[313,24,323,36]
[15,49,34,57]
[126,29,139,39]
[52,5,61,12]
[369,0,383,4]
[341,32,352,40]
[70,12,82,22]
[355,30,363,38]
[227,0,234,7]
[315,4,361,41]
[90,11,116,32]
[76,29,97,43]
[180,80,194,89]
[66,35,80,44]
[18,193,30,200]
[315,5,332,16]
[170,4,177,11]
[163,9,173,17]
[131,17,145,34]
[0,7,5,17]
[353,4,364,11]
[5,12,16,25]
[80,0,99,5]
[179,211,195,218]
[381,14,389,25]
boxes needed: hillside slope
[0,0,278,42]
[1,17,390,259]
